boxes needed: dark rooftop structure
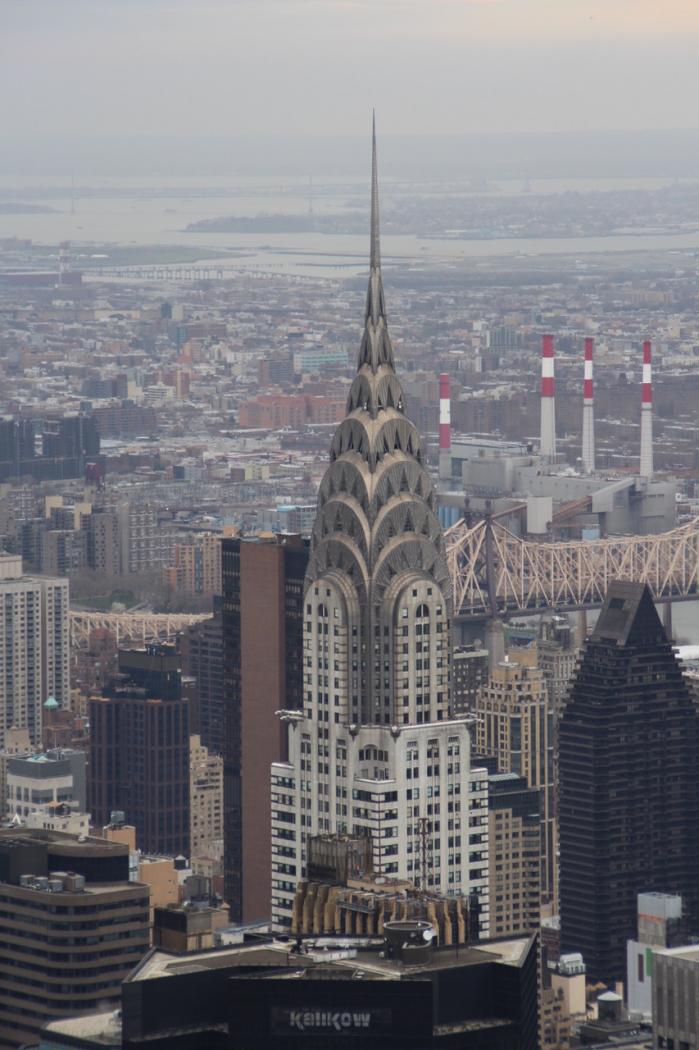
[116,930,538,1050]
[559,581,699,983]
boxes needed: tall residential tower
[222,532,308,923]
[0,553,69,750]
[270,122,489,931]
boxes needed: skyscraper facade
[0,554,70,750]
[89,646,190,856]
[222,533,308,923]
[475,652,555,908]
[180,605,224,756]
[487,772,541,939]
[270,126,489,932]
[559,581,699,982]
[0,828,149,1050]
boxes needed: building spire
[365,112,386,329]
[371,110,380,271]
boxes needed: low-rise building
[118,929,537,1049]
[5,747,87,820]
[627,892,685,1022]
[0,828,149,1050]
[653,944,699,1050]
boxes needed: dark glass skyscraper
[89,645,190,856]
[559,581,699,982]
[181,602,224,756]
[0,414,99,482]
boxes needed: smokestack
[485,619,506,675]
[581,337,595,473]
[438,372,452,480]
[640,339,653,478]
[58,241,71,286]
[539,334,556,460]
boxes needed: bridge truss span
[70,611,210,651]
[445,515,699,619]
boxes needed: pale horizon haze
[3,0,699,147]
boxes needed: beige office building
[487,772,542,938]
[0,829,149,1050]
[190,734,223,866]
[476,651,556,908]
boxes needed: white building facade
[271,129,489,935]
[0,555,70,749]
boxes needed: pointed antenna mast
[370,110,380,272]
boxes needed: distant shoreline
[0,202,57,215]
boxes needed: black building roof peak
[591,580,666,647]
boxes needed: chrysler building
[271,121,489,931]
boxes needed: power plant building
[437,335,676,540]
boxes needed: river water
[3,174,699,638]
[3,174,699,278]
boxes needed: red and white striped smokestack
[438,372,452,480]
[581,337,595,473]
[640,339,654,477]
[439,373,451,451]
[539,334,556,459]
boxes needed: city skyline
[2,3,699,1042]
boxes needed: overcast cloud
[2,0,699,141]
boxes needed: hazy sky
[3,0,699,140]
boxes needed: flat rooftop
[655,945,699,962]
[128,934,534,984]
[0,827,128,855]
[4,879,149,899]
[42,1010,121,1046]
